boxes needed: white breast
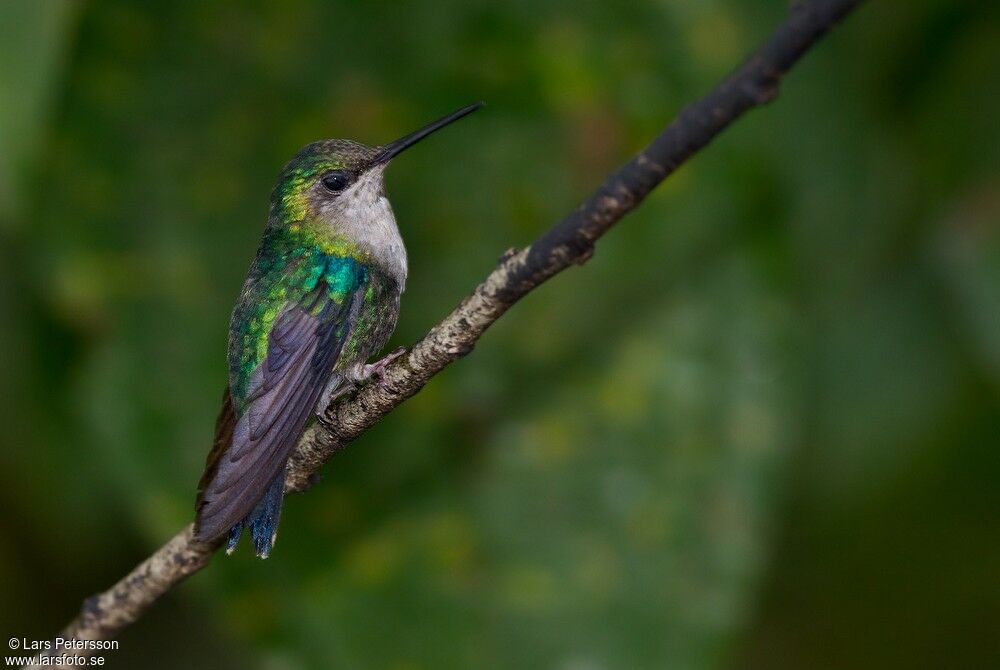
[321,168,408,289]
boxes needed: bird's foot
[358,347,406,388]
[318,378,355,410]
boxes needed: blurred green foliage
[1,0,997,668]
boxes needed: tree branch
[28,0,864,664]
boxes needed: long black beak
[374,102,483,165]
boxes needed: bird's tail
[226,474,284,558]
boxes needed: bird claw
[360,347,406,388]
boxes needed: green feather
[228,223,369,412]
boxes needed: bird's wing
[195,280,365,542]
[195,384,238,515]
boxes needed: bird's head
[270,102,483,228]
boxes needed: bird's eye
[321,171,351,193]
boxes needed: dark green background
[1,1,997,668]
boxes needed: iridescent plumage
[195,104,481,556]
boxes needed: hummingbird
[194,102,483,557]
